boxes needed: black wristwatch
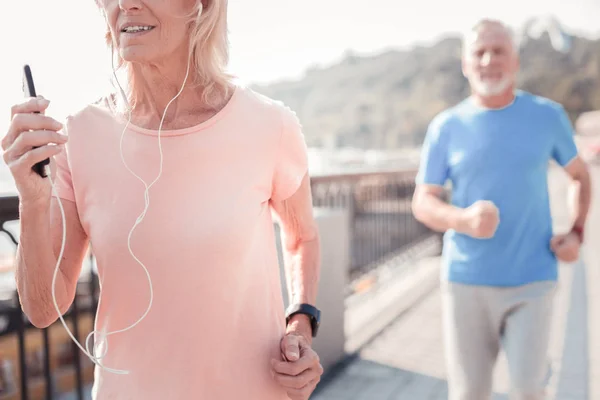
[285,303,321,338]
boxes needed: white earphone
[49,5,197,374]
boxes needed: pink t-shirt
[52,86,308,399]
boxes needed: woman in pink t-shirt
[2,0,323,399]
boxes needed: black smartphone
[22,64,50,178]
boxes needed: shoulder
[234,85,303,141]
[62,95,117,137]
[430,107,460,129]
[236,86,299,124]
[426,103,466,142]
[515,91,567,117]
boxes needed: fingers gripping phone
[22,64,50,178]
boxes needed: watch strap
[285,303,321,337]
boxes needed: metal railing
[0,169,435,399]
[310,169,435,280]
[0,196,98,400]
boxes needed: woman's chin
[119,47,156,64]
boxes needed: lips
[480,72,503,80]
[119,23,156,33]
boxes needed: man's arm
[270,173,320,343]
[564,156,592,234]
[412,184,465,232]
[412,112,464,232]
[549,156,591,262]
[551,105,592,238]
[412,184,500,239]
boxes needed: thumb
[282,335,300,362]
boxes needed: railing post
[14,301,28,400]
[42,328,53,399]
[71,292,84,400]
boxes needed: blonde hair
[99,0,233,111]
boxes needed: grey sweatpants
[441,280,556,400]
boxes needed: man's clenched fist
[460,200,500,239]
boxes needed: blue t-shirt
[416,91,578,286]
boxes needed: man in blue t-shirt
[412,19,592,400]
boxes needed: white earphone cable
[49,52,192,375]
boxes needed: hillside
[253,29,600,149]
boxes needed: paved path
[312,165,600,399]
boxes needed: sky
[1,0,599,122]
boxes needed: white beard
[471,75,512,97]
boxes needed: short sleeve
[51,122,76,202]
[415,114,450,186]
[271,107,309,202]
[551,105,578,167]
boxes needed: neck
[471,86,516,109]
[127,49,201,120]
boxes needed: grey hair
[462,18,520,55]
